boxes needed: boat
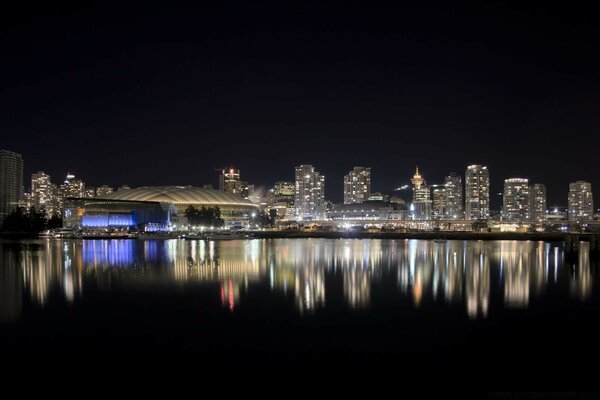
[204,231,249,240]
[183,233,207,240]
[136,232,181,240]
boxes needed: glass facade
[465,165,490,220]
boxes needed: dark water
[1,238,599,393]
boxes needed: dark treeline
[184,205,224,227]
[1,207,63,234]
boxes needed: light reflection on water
[0,238,594,321]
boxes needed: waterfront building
[503,178,530,222]
[444,173,463,219]
[327,201,408,221]
[343,167,371,204]
[465,164,490,220]
[0,149,24,221]
[117,184,131,191]
[529,183,546,223]
[294,165,325,220]
[568,181,594,222]
[65,186,259,230]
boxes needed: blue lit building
[64,198,174,231]
[63,186,259,230]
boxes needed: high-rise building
[432,187,446,219]
[62,173,84,198]
[219,167,239,191]
[84,186,96,198]
[444,173,463,219]
[503,178,529,222]
[568,181,594,222]
[273,181,295,206]
[96,185,114,197]
[343,167,371,204]
[31,171,53,216]
[465,164,490,220]
[218,167,251,199]
[410,167,431,220]
[268,181,295,219]
[529,184,546,223]
[0,149,24,221]
[294,165,325,220]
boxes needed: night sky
[1,1,599,206]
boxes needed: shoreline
[248,231,572,241]
[0,231,593,242]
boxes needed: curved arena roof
[97,186,257,208]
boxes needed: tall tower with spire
[411,166,424,189]
[411,166,432,220]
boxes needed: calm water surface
[1,238,598,390]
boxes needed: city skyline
[2,2,600,206]
[4,150,599,216]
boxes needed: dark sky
[1,1,599,207]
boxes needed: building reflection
[0,238,595,320]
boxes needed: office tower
[568,181,594,222]
[31,171,54,216]
[96,185,114,196]
[529,183,546,223]
[503,178,530,222]
[410,166,431,220]
[218,167,251,199]
[432,187,446,219]
[465,164,490,220]
[343,167,371,204]
[444,173,463,219]
[219,167,240,192]
[295,165,325,220]
[0,149,24,221]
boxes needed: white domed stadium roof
[97,186,257,209]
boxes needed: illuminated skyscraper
[529,183,546,223]
[410,166,431,220]
[503,178,529,222]
[444,173,463,219]
[218,167,251,199]
[568,181,593,222]
[343,166,371,204]
[219,167,240,192]
[31,171,53,216]
[62,173,84,198]
[295,165,325,220]
[432,187,446,219]
[465,165,490,220]
[0,149,24,221]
